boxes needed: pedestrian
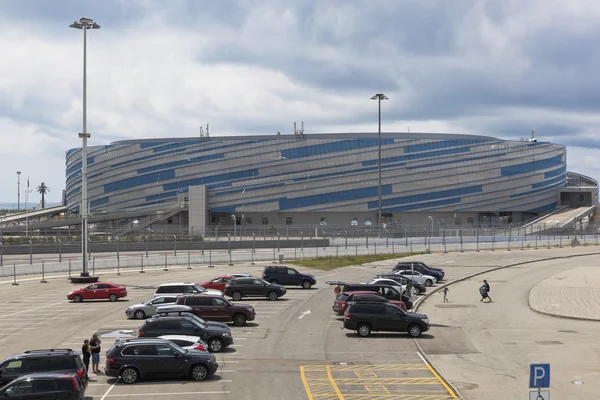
[480,280,492,303]
[81,339,91,380]
[334,285,342,298]
[90,334,102,374]
[442,287,449,302]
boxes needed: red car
[333,291,407,315]
[67,282,127,302]
[199,276,236,292]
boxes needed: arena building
[65,132,598,234]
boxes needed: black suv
[0,372,85,399]
[105,338,218,384]
[393,261,444,282]
[263,266,317,289]
[0,349,86,386]
[138,315,233,352]
[343,302,430,338]
[224,277,287,300]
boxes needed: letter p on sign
[529,364,550,388]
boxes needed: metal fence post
[300,232,303,251]
[491,228,495,252]
[386,234,389,248]
[273,248,276,262]
[459,229,463,253]
[41,261,47,283]
[208,249,214,268]
[164,252,169,271]
[392,241,395,255]
[117,256,120,275]
[59,240,62,263]
[201,234,205,255]
[140,254,145,273]
[366,235,369,248]
[173,235,177,256]
[117,238,120,261]
[68,259,71,279]
[145,236,149,258]
[0,243,3,267]
[187,251,191,269]
[344,231,348,249]
[12,263,18,286]
[323,234,326,250]
[374,242,377,255]
[521,235,524,250]
[336,245,339,257]
[277,233,280,253]
[443,229,447,254]
[286,226,289,240]
[535,233,538,250]
[252,233,256,254]
[355,243,358,256]
[476,229,480,252]
[547,230,551,249]
[92,257,95,276]
[405,229,408,246]
[508,227,511,251]
[29,240,33,264]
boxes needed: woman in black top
[81,339,91,379]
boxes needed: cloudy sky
[1,0,600,205]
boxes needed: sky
[2,0,600,205]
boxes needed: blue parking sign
[530,364,550,388]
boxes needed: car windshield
[165,341,187,354]
[258,278,270,285]
[194,285,206,292]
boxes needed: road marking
[229,344,243,347]
[0,301,66,319]
[104,391,231,397]
[325,365,344,399]
[99,378,119,400]
[300,366,314,400]
[299,310,311,319]
[417,352,459,399]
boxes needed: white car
[158,335,208,352]
[154,282,222,297]
[393,270,437,287]
[364,278,408,295]
[125,295,179,319]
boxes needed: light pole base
[70,275,99,284]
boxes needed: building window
[245,217,252,224]
[454,217,462,226]
[286,217,293,225]
[261,217,269,225]
[211,215,217,224]
[466,217,474,225]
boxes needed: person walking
[442,287,449,302]
[81,339,91,380]
[90,334,102,374]
[334,285,342,298]
[480,280,492,303]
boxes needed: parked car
[262,266,317,289]
[392,270,437,287]
[364,278,407,295]
[67,282,127,303]
[224,277,287,301]
[199,276,236,292]
[393,261,444,282]
[125,295,179,319]
[104,338,218,384]
[375,274,426,295]
[0,373,86,399]
[343,302,430,337]
[0,349,86,385]
[222,273,252,278]
[333,291,407,315]
[138,315,233,352]
[176,294,255,326]
[154,305,231,331]
[157,335,208,352]
[154,282,222,297]
[327,282,413,310]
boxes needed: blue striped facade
[65,133,567,215]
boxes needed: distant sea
[0,202,62,210]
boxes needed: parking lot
[0,251,504,399]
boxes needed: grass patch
[287,252,422,271]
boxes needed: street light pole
[16,171,21,211]
[371,93,388,239]
[70,17,100,277]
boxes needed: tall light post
[371,93,388,238]
[70,17,100,278]
[16,171,21,210]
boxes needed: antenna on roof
[200,124,209,139]
[529,129,537,143]
[293,121,305,138]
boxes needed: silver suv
[125,295,179,319]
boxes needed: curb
[411,250,600,399]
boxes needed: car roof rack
[23,349,73,354]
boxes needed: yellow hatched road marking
[329,364,429,371]
[355,370,378,378]
[300,366,314,400]
[365,385,389,393]
[326,365,345,400]
[316,377,441,385]
[341,395,455,400]
[423,361,459,399]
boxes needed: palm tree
[37,182,50,209]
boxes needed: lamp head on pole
[70,17,101,30]
[371,93,389,101]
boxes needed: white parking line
[229,344,243,347]
[0,301,64,319]
[99,377,119,400]
[104,392,231,397]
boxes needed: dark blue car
[262,266,316,289]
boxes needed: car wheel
[412,288,419,296]
[232,313,246,326]
[357,323,371,337]
[301,280,312,289]
[109,293,118,302]
[208,338,223,352]
[268,291,279,301]
[121,367,139,384]
[425,279,433,287]
[134,310,146,320]
[269,279,279,285]
[408,324,422,338]
[73,295,83,303]
[232,291,242,301]
[190,364,208,381]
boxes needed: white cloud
[1,0,600,204]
